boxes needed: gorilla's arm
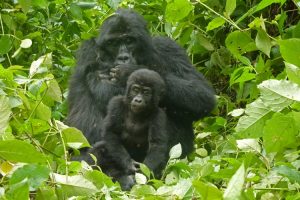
[143,110,169,176]
[102,97,136,174]
[164,73,216,120]
[153,37,216,120]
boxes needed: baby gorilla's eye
[142,88,152,96]
[124,37,135,45]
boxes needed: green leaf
[165,0,194,23]
[10,164,50,189]
[130,185,156,196]
[0,35,13,54]
[258,79,300,112]
[20,39,32,49]
[206,17,225,31]
[236,99,274,138]
[225,0,236,16]
[62,127,90,149]
[275,166,300,184]
[157,179,192,199]
[279,39,300,67]
[169,143,182,159]
[193,181,222,200]
[24,119,50,135]
[263,113,297,153]
[6,179,29,200]
[36,186,57,200]
[46,79,62,103]
[139,163,151,179]
[225,31,257,59]
[70,3,83,20]
[30,53,52,78]
[35,102,52,121]
[223,163,245,200]
[0,140,47,163]
[52,173,98,197]
[255,29,271,57]
[285,62,300,85]
[0,96,11,134]
[135,173,147,185]
[19,0,32,13]
[32,0,48,8]
[255,0,286,13]
[230,67,256,86]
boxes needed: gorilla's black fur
[67,8,215,171]
[98,69,171,190]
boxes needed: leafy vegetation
[0,0,300,199]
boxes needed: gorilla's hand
[118,174,135,191]
[127,159,141,174]
[110,64,143,84]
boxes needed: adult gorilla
[67,8,215,157]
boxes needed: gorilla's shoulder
[152,36,189,61]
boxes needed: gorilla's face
[95,9,154,67]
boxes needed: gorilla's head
[95,9,155,67]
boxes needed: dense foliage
[0,0,300,199]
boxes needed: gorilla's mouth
[130,104,144,113]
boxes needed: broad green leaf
[62,127,90,149]
[24,119,50,135]
[52,173,98,197]
[223,163,245,200]
[0,96,11,134]
[169,143,182,159]
[228,108,244,117]
[35,102,52,121]
[255,29,271,57]
[230,67,256,86]
[32,0,48,8]
[6,179,29,200]
[236,139,261,152]
[0,140,47,163]
[45,79,62,103]
[193,181,222,200]
[20,39,32,49]
[70,3,83,20]
[10,164,50,189]
[139,163,151,179]
[206,17,225,31]
[279,39,300,67]
[165,0,194,23]
[0,35,12,54]
[30,53,52,78]
[19,0,32,13]
[135,173,147,185]
[157,179,192,199]
[83,170,115,189]
[255,0,286,12]
[130,185,156,196]
[225,31,257,59]
[285,62,300,85]
[258,79,300,112]
[275,166,300,184]
[236,99,274,138]
[263,113,297,153]
[225,0,236,16]
[36,186,57,200]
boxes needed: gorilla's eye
[124,37,135,45]
[131,84,140,94]
[143,88,152,96]
[106,39,118,46]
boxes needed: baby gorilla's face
[128,84,152,113]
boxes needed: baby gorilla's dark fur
[99,69,171,190]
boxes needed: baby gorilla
[99,69,170,190]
